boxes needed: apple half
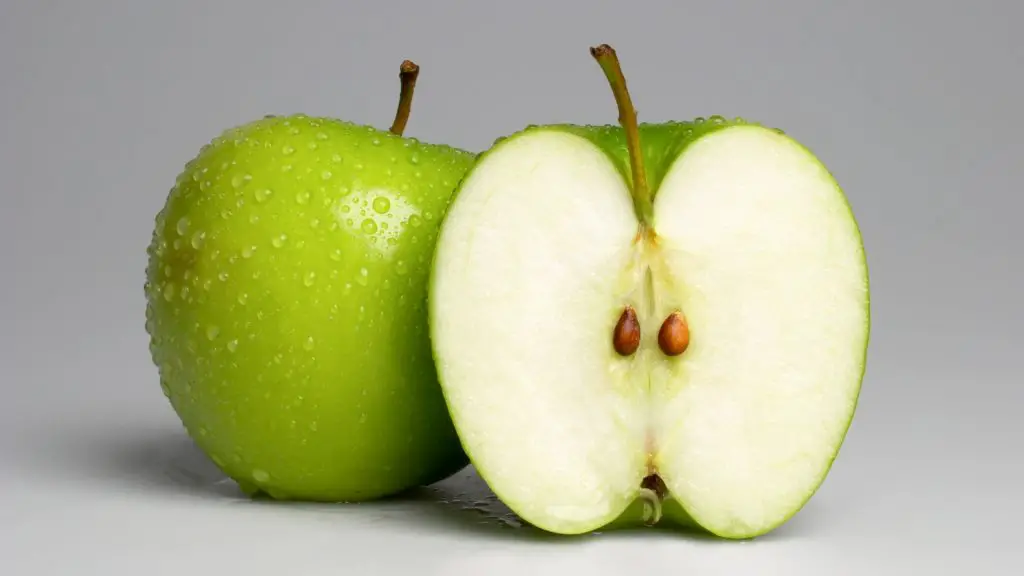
[428,46,870,538]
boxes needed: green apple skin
[145,114,474,501]
[430,116,869,537]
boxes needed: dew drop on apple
[205,325,220,340]
[190,231,205,249]
[231,174,250,188]
[360,219,378,235]
[163,283,176,301]
[241,246,255,258]
[295,190,310,205]
[227,339,238,352]
[371,138,381,146]
[271,233,287,248]
[409,154,419,165]
[372,196,390,214]
[303,271,317,287]
[356,267,369,286]
[316,131,329,140]
[330,249,342,262]
[252,469,270,483]
[321,170,332,181]
[359,413,367,424]
[254,188,273,203]
[395,260,408,275]
[303,336,315,351]
[175,217,190,236]
[331,154,342,164]
[218,271,229,282]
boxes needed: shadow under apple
[29,425,823,543]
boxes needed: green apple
[429,45,870,538]
[144,61,473,501]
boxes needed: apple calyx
[388,59,420,136]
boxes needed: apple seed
[613,306,641,356]
[658,311,689,356]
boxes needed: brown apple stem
[590,44,653,226]
[389,60,420,136]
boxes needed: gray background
[1,0,1021,574]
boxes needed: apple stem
[590,44,653,226]
[389,60,420,136]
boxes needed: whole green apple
[144,61,473,501]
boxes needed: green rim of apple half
[428,45,870,539]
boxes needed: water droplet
[356,267,369,286]
[163,283,176,301]
[303,336,315,350]
[320,170,332,180]
[249,214,260,224]
[176,217,190,236]
[231,174,251,188]
[190,231,205,249]
[237,292,248,305]
[254,188,273,203]
[409,154,419,165]
[295,190,310,204]
[303,271,316,287]
[408,214,423,227]
[424,211,435,221]
[271,234,287,248]
[205,325,220,340]
[307,141,318,150]
[340,204,351,214]
[371,138,381,146]
[309,421,318,432]
[227,339,239,352]
[396,260,408,275]
[281,145,295,155]
[330,249,342,261]
[160,380,171,397]
[241,246,255,258]
[359,413,367,423]
[360,219,378,234]
[218,271,229,282]
[252,469,270,483]
[372,196,390,214]
[179,285,190,300]
[316,131,329,140]
[163,265,173,277]
[331,154,342,163]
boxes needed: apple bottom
[429,126,869,538]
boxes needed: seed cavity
[658,311,690,356]
[613,306,641,356]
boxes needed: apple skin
[144,114,474,501]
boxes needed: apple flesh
[429,119,870,537]
[145,114,474,501]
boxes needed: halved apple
[428,45,870,539]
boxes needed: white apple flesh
[429,122,869,538]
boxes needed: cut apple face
[429,120,869,538]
